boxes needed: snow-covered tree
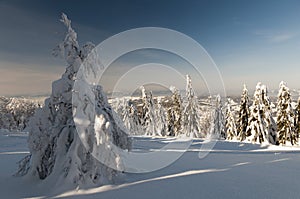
[210,95,225,139]
[155,98,167,136]
[140,87,157,136]
[199,110,213,135]
[276,81,296,145]
[111,97,127,120]
[225,101,237,140]
[261,85,277,144]
[122,99,143,135]
[168,86,183,136]
[246,82,277,144]
[182,75,202,137]
[198,96,213,136]
[237,84,250,141]
[166,107,176,136]
[246,83,267,143]
[17,14,131,187]
[294,96,300,140]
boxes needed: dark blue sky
[0,0,300,96]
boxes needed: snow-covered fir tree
[17,14,131,187]
[199,96,213,136]
[168,86,183,136]
[237,84,250,141]
[182,75,202,137]
[140,86,157,136]
[260,85,277,144]
[123,99,143,135]
[276,81,296,145]
[166,107,176,136]
[294,96,300,140]
[122,99,132,131]
[246,83,267,143]
[246,82,276,144]
[199,110,213,135]
[111,97,127,120]
[210,95,225,139]
[155,98,167,136]
[225,101,237,140]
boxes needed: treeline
[111,78,300,146]
[0,97,41,131]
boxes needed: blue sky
[0,0,300,96]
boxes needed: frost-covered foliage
[237,85,250,141]
[210,95,225,139]
[0,97,39,131]
[225,101,237,140]
[182,75,202,137]
[276,81,296,145]
[19,14,131,187]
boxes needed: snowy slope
[1,132,300,199]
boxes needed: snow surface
[1,130,300,198]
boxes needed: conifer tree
[140,87,157,136]
[17,14,131,186]
[247,83,266,143]
[246,82,276,144]
[225,101,237,140]
[294,97,300,140]
[182,75,201,137]
[238,84,250,141]
[261,85,277,144]
[166,107,176,136]
[210,95,225,139]
[155,98,167,136]
[277,81,296,145]
[122,99,142,135]
[170,86,183,136]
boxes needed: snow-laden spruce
[198,96,213,135]
[17,14,131,187]
[294,96,300,140]
[246,82,277,144]
[140,86,158,136]
[237,84,250,141]
[210,95,225,139]
[277,81,297,145]
[182,75,202,137]
[260,84,277,143]
[155,98,167,136]
[225,101,237,140]
[167,86,183,136]
[246,83,268,143]
[122,99,143,135]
